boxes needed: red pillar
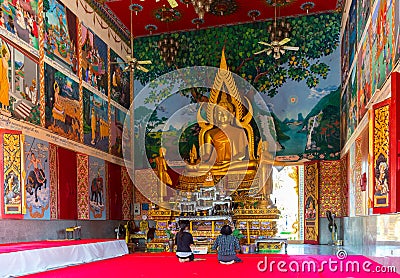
[390,72,400,212]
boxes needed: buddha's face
[215,106,233,125]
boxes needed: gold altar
[145,49,281,253]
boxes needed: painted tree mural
[134,13,341,99]
[134,12,342,163]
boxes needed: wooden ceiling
[96,0,342,39]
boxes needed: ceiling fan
[110,0,152,73]
[254,0,299,59]
[254,38,299,59]
[137,0,178,8]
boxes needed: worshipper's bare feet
[219,260,235,265]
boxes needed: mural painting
[110,49,130,109]
[341,19,350,86]
[349,64,358,141]
[357,28,372,122]
[24,136,50,219]
[357,0,371,43]
[348,0,357,68]
[44,63,80,141]
[80,24,108,95]
[43,0,78,74]
[0,0,39,49]
[83,87,109,152]
[340,89,348,150]
[0,37,11,115]
[110,104,126,158]
[89,156,105,220]
[2,37,40,124]
[371,0,393,92]
[134,13,342,164]
[395,0,400,62]
[261,56,340,161]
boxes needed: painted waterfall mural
[133,12,342,168]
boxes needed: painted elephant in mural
[91,176,103,205]
[26,169,47,202]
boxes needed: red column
[390,72,400,212]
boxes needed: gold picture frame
[374,195,389,207]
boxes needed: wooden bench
[254,238,288,254]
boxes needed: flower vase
[168,239,174,252]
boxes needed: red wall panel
[108,162,122,220]
[57,147,78,220]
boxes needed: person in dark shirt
[175,222,194,262]
[212,224,242,264]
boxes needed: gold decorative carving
[3,133,23,214]
[49,143,58,219]
[373,104,389,208]
[355,138,363,215]
[77,19,84,143]
[107,47,111,154]
[304,162,318,242]
[38,0,45,127]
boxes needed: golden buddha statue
[193,94,257,176]
[183,49,257,178]
[155,147,172,201]
[257,140,275,208]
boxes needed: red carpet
[0,239,111,254]
[23,252,400,278]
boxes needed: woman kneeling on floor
[175,222,194,262]
[212,224,242,264]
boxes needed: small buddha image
[90,107,98,145]
[375,160,388,196]
[305,197,316,220]
[203,171,214,187]
[257,140,275,208]
[52,81,63,113]
[155,147,172,202]
[189,144,198,164]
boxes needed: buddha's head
[215,93,235,125]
